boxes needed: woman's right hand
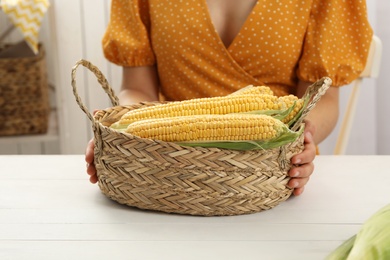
[85,138,98,184]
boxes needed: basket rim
[0,43,45,62]
[93,103,305,154]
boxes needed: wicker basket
[71,60,331,216]
[0,43,50,136]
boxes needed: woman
[86,0,373,196]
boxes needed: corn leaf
[347,204,390,260]
[326,235,356,260]
[242,101,297,124]
[176,123,303,151]
[287,88,312,128]
[326,204,390,260]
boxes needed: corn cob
[125,114,286,142]
[230,87,303,124]
[229,85,274,96]
[111,94,282,130]
[277,95,304,124]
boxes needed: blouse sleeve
[102,0,155,67]
[297,0,373,87]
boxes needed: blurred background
[0,0,388,155]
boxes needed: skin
[290,81,339,196]
[86,0,340,196]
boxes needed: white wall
[48,0,122,154]
[1,0,388,155]
[375,1,390,155]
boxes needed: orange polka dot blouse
[102,0,373,100]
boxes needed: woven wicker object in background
[71,60,331,216]
[0,44,50,136]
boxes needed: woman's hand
[289,80,339,195]
[85,138,98,184]
[288,120,317,196]
[85,109,99,184]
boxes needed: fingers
[291,131,316,165]
[293,187,305,196]
[85,111,99,185]
[289,127,317,196]
[288,165,313,193]
[89,173,98,184]
[289,161,314,179]
[86,161,98,184]
[85,138,97,184]
[288,174,310,196]
[85,139,95,164]
[288,160,314,188]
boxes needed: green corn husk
[241,100,298,125]
[242,91,310,128]
[287,93,311,128]
[348,204,390,259]
[177,119,304,151]
[326,235,357,260]
[326,204,390,260]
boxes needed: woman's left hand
[288,120,317,196]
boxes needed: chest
[149,0,311,64]
[206,0,258,47]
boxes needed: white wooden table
[1,155,389,260]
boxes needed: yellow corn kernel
[111,94,279,129]
[277,95,304,123]
[229,85,274,96]
[125,114,284,142]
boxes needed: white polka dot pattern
[102,0,373,101]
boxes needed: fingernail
[289,181,298,188]
[294,158,301,164]
[290,171,299,177]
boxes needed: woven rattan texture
[93,104,304,216]
[71,59,331,216]
[0,44,50,136]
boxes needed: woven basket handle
[71,59,119,123]
[278,77,332,171]
[290,77,332,131]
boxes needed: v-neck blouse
[102,0,373,101]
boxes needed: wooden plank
[42,141,61,154]
[0,206,378,225]
[0,241,343,260]
[0,222,360,241]
[0,156,389,224]
[0,155,389,259]
[0,145,18,154]
[0,155,85,179]
[18,143,43,154]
